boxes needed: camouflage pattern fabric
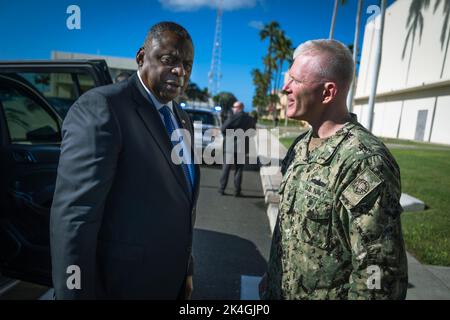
[264,115,408,300]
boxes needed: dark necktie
[159,105,194,191]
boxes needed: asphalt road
[192,164,272,300]
[0,164,272,300]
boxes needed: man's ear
[136,47,145,68]
[322,82,338,104]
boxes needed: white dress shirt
[137,71,194,170]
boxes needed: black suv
[0,60,113,286]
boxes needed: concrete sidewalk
[256,128,450,300]
[406,253,450,299]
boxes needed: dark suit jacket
[50,73,200,299]
[221,111,256,155]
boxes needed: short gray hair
[293,39,354,87]
[143,21,192,49]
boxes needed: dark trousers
[219,154,244,193]
[176,277,187,300]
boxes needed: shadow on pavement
[200,161,261,172]
[192,229,267,300]
[234,194,264,199]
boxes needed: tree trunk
[346,0,363,112]
[329,0,339,39]
[366,0,387,132]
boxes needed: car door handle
[12,150,36,163]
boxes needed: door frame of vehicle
[0,60,112,286]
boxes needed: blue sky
[0,0,394,111]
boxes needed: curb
[255,128,287,235]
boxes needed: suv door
[0,60,112,119]
[0,61,112,286]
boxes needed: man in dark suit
[218,101,256,197]
[50,21,200,299]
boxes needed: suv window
[17,71,95,119]
[186,110,220,126]
[0,85,59,144]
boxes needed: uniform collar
[294,113,358,165]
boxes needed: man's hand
[259,273,268,299]
[185,275,193,300]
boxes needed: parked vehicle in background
[184,107,223,164]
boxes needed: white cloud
[248,20,264,30]
[159,0,257,12]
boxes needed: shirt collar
[294,113,358,165]
[136,71,173,112]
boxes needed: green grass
[381,137,450,149]
[279,137,450,266]
[391,148,450,266]
[280,137,296,149]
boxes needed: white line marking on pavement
[240,275,261,300]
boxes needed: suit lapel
[130,73,190,201]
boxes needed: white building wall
[376,0,411,93]
[431,95,450,144]
[378,101,403,138]
[354,0,450,144]
[356,17,376,97]
[353,104,366,125]
[397,97,435,140]
[372,102,385,136]
[52,51,137,71]
[444,51,450,79]
[357,0,450,96]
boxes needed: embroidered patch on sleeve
[341,167,382,211]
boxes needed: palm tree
[263,55,277,87]
[213,91,237,121]
[273,31,293,126]
[346,0,363,112]
[366,0,387,132]
[329,0,347,39]
[251,68,270,117]
[274,31,293,94]
[260,22,282,123]
[184,82,210,108]
[260,22,281,95]
[256,21,293,120]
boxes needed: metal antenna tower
[208,0,223,98]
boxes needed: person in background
[218,101,256,197]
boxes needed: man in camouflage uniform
[259,39,408,300]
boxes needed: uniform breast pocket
[279,187,296,215]
[294,184,334,250]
